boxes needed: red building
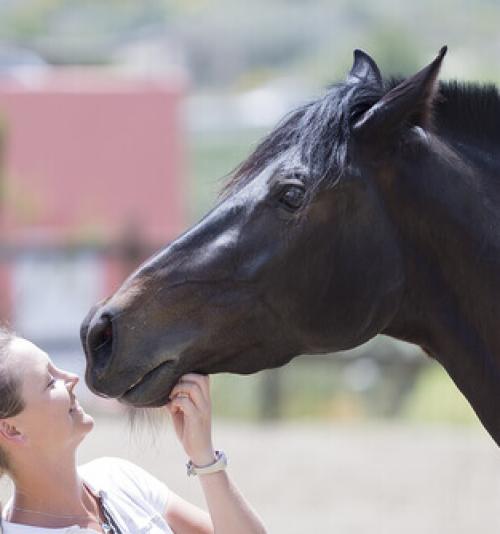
[0,70,187,344]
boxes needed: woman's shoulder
[79,456,136,475]
[79,456,149,488]
[79,457,170,503]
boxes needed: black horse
[82,47,500,446]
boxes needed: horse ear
[347,49,383,88]
[353,46,447,140]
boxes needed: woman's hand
[167,374,268,534]
[167,374,216,466]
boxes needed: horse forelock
[221,80,383,198]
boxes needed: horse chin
[117,359,181,408]
[114,345,297,408]
[119,390,172,408]
[115,347,211,407]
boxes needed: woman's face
[7,337,94,453]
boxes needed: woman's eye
[47,377,56,388]
[279,185,305,211]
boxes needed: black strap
[99,493,122,534]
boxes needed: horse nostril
[87,313,114,372]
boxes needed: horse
[81,46,500,447]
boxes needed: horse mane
[223,75,500,195]
[433,80,500,146]
[223,81,383,195]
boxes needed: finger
[166,402,186,423]
[168,395,197,418]
[181,373,210,389]
[178,374,210,403]
[171,380,203,397]
[166,401,182,421]
[170,390,205,415]
[170,382,207,411]
[166,403,186,438]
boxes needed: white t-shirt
[1,457,173,533]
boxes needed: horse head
[81,48,447,408]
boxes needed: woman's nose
[65,374,79,390]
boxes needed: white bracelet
[186,450,228,477]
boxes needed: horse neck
[380,137,500,445]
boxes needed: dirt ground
[1,416,499,534]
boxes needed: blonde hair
[0,326,25,528]
[0,326,25,478]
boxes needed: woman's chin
[81,413,95,429]
[71,410,95,435]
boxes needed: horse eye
[279,185,305,211]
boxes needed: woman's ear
[0,420,25,444]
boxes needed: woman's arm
[166,374,267,534]
[164,491,213,534]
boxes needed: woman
[0,326,267,533]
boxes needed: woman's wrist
[189,447,216,466]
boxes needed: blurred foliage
[211,357,480,425]
[0,0,169,40]
[402,361,480,425]
[188,129,265,220]
[0,0,499,83]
